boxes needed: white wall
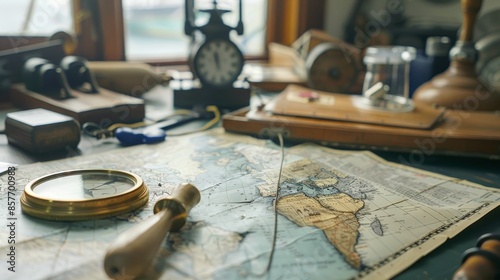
[324,0,500,40]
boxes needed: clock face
[193,39,244,88]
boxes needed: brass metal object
[20,169,149,221]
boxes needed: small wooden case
[5,108,80,154]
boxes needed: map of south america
[255,159,366,269]
[277,193,364,268]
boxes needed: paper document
[1,128,498,279]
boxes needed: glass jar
[362,46,417,99]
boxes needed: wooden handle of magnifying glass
[459,0,483,42]
[103,183,201,280]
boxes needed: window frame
[0,0,325,64]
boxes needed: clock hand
[89,179,117,190]
[84,179,119,198]
[214,52,221,69]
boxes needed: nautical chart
[1,128,499,279]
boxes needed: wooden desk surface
[1,87,499,279]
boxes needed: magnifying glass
[20,169,149,221]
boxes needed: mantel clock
[173,0,251,109]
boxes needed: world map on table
[1,128,499,280]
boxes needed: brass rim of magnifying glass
[20,169,149,221]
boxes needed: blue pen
[115,127,166,146]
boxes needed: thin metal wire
[249,132,285,277]
[264,132,285,273]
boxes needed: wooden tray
[222,107,500,158]
[265,85,445,129]
[10,84,145,125]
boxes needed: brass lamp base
[413,0,500,111]
[413,60,500,111]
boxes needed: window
[0,0,73,51]
[0,0,325,63]
[122,0,267,61]
[0,0,73,36]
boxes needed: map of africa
[1,128,499,279]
